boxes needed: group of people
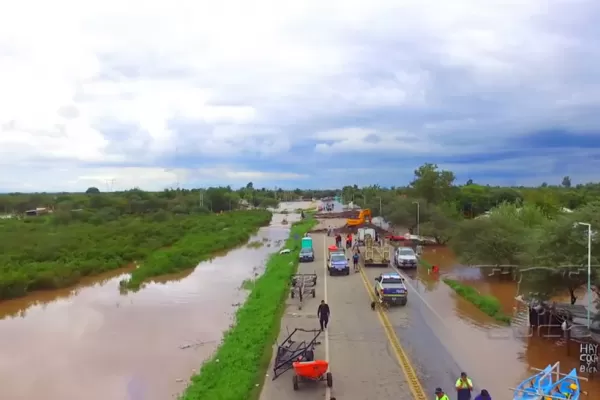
[435,372,491,400]
[333,232,353,249]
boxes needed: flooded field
[417,247,600,395]
[0,213,298,400]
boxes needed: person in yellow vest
[456,371,473,400]
[435,387,450,399]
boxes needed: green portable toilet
[301,236,313,249]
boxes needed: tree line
[342,163,600,299]
[0,183,350,221]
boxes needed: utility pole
[199,191,204,208]
[413,201,420,237]
[576,222,592,328]
[105,179,116,192]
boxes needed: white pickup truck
[394,247,418,268]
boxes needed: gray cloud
[1,0,600,190]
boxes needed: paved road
[360,263,465,396]
[260,234,474,400]
[260,234,414,400]
[260,233,328,400]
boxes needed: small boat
[514,364,554,399]
[544,368,580,399]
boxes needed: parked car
[299,247,315,262]
[394,247,417,268]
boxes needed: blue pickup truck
[328,251,350,276]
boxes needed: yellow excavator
[346,209,372,226]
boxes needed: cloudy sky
[1,0,599,192]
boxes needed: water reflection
[0,266,136,321]
[419,247,600,395]
[0,221,289,400]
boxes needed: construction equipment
[346,209,372,226]
[272,328,322,380]
[363,234,390,267]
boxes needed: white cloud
[0,0,598,190]
[0,164,307,192]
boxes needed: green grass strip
[180,217,318,400]
[417,257,433,270]
[443,278,512,324]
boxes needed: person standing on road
[317,300,330,330]
[435,387,450,399]
[352,251,360,272]
[456,372,473,400]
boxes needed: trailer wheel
[290,291,295,298]
[326,372,333,387]
[293,374,299,390]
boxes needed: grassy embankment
[443,279,511,324]
[180,217,318,400]
[418,258,511,324]
[0,210,271,300]
[121,210,272,289]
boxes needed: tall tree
[410,163,455,204]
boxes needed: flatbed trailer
[363,235,390,267]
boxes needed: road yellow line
[357,265,427,400]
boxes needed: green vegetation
[180,217,318,400]
[121,210,272,289]
[450,201,600,301]
[443,278,511,324]
[417,257,434,270]
[246,240,265,249]
[0,184,285,216]
[0,209,271,299]
[339,163,600,298]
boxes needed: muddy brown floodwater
[418,247,600,396]
[0,216,294,400]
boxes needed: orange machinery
[346,209,372,226]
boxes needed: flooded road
[0,212,298,400]
[411,246,600,395]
